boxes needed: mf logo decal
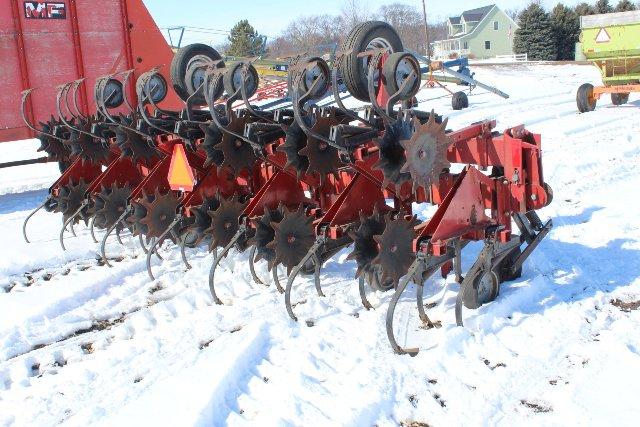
[24,2,67,19]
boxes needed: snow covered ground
[1,64,639,426]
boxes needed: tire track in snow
[227,318,398,425]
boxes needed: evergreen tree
[595,0,614,13]
[574,2,596,16]
[513,3,557,61]
[615,0,637,11]
[551,4,580,60]
[226,20,266,57]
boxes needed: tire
[289,57,330,100]
[338,21,403,102]
[223,62,259,99]
[544,182,553,206]
[170,44,221,102]
[462,270,500,309]
[451,91,468,110]
[576,83,596,113]
[499,246,522,282]
[382,52,421,101]
[136,73,168,104]
[97,78,124,109]
[611,92,629,106]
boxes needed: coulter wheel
[114,115,158,165]
[206,194,248,252]
[371,212,419,286]
[138,190,181,245]
[129,192,154,237]
[219,133,258,175]
[182,195,222,248]
[249,206,285,270]
[198,123,224,167]
[278,119,310,179]
[576,83,597,113]
[374,119,412,187]
[37,118,69,163]
[346,208,392,291]
[66,117,111,165]
[298,109,344,184]
[266,206,315,275]
[54,179,91,225]
[399,114,451,194]
[93,183,132,230]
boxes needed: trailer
[576,10,640,112]
[0,0,181,146]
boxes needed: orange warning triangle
[167,144,195,192]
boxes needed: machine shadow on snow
[0,189,49,215]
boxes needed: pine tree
[615,0,637,11]
[226,20,266,57]
[574,2,596,16]
[551,4,580,60]
[513,3,557,61]
[595,0,614,13]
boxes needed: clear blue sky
[143,0,586,46]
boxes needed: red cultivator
[20,21,552,354]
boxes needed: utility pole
[421,0,430,59]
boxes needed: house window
[463,41,469,50]
[485,40,491,50]
[494,21,499,30]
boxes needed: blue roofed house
[432,5,519,59]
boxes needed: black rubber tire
[544,183,553,206]
[290,57,331,100]
[338,21,403,102]
[184,65,207,106]
[223,62,259,99]
[576,83,596,113]
[451,91,469,110]
[611,92,629,106]
[462,270,500,309]
[499,246,523,282]
[382,52,421,101]
[99,78,124,109]
[170,44,221,102]
[136,73,168,104]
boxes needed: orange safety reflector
[167,144,195,192]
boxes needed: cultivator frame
[18,19,553,354]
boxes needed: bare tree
[505,7,521,21]
[341,0,371,29]
[265,1,448,58]
[271,14,344,57]
[377,3,447,52]
[378,3,423,51]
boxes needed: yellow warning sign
[167,144,195,191]
[595,28,610,43]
